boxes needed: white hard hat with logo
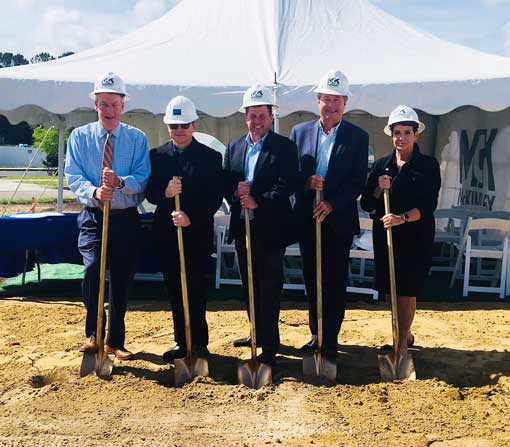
[314,69,351,97]
[384,105,425,136]
[163,96,199,124]
[239,84,277,112]
[89,71,130,100]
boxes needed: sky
[1,0,510,59]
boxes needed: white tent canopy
[1,0,510,118]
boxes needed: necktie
[98,133,113,210]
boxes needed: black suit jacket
[145,137,223,251]
[290,119,369,237]
[223,130,298,247]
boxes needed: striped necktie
[98,132,113,210]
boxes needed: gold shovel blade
[302,352,337,383]
[174,356,209,387]
[378,352,416,381]
[79,351,113,380]
[237,359,272,389]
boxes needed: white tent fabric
[1,0,510,118]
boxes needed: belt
[85,206,137,215]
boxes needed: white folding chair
[283,243,305,291]
[347,217,378,301]
[450,217,510,298]
[430,208,470,273]
[214,214,241,288]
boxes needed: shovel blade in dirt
[237,359,272,389]
[378,352,416,381]
[302,352,337,383]
[174,356,209,387]
[79,350,114,380]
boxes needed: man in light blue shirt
[65,71,150,360]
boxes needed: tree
[30,52,55,64]
[32,125,71,168]
[0,52,14,68]
[0,115,33,145]
[12,53,29,66]
[58,51,75,59]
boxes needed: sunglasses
[169,123,191,129]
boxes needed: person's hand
[240,194,258,210]
[102,167,119,189]
[378,175,392,190]
[380,213,404,228]
[236,181,251,198]
[313,200,333,223]
[171,210,191,227]
[95,185,114,201]
[306,175,324,191]
[165,177,182,198]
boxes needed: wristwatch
[401,212,410,223]
[117,177,125,189]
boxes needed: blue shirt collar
[245,131,269,147]
[98,121,121,139]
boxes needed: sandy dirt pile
[0,298,509,446]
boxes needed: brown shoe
[79,336,98,353]
[105,345,134,360]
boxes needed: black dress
[360,144,441,296]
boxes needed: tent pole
[57,116,66,213]
[272,72,280,134]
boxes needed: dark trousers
[158,233,209,349]
[78,207,140,349]
[300,221,352,355]
[235,227,284,360]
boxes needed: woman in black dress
[361,105,441,356]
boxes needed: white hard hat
[314,69,351,97]
[89,71,130,100]
[163,96,199,124]
[239,84,277,112]
[384,105,425,136]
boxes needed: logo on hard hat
[327,77,340,87]
[101,77,115,87]
[173,108,182,116]
[251,90,264,99]
[398,108,407,115]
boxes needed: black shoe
[233,336,252,347]
[300,336,318,353]
[162,345,186,363]
[257,351,276,365]
[322,349,337,364]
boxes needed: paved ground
[0,178,73,201]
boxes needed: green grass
[0,198,75,204]
[4,176,65,187]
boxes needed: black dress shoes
[300,336,318,353]
[233,336,261,348]
[162,345,186,363]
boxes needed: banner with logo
[436,107,510,211]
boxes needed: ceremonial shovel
[237,208,272,389]
[378,188,416,381]
[80,201,114,380]
[303,190,337,382]
[173,181,209,387]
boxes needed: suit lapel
[325,120,348,183]
[234,138,249,176]
[310,121,319,158]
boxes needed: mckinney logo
[173,108,182,116]
[457,128,497,210]
[101,77,115,86]
[398,108,407,116]
[327,77,340,87]
[250,90,264,99]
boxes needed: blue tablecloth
[0,212,159,278]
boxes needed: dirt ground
[0,295,509,447]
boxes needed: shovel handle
[174,176,193,357]
[315,190,323,353]
[96,200,110,361]
[383,188,399,357]
[244,208,258,360]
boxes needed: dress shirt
[65,121,151,209]
[244,132,268,184]
[315,121,340,177]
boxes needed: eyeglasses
[169,123,191,129]
[96,102,123,110]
